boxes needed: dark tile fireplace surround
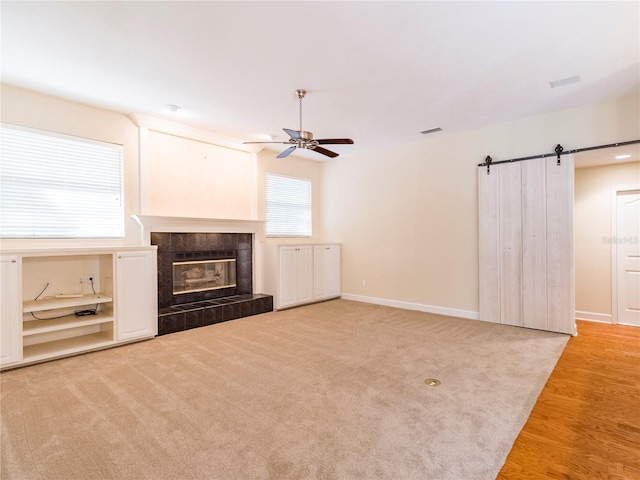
[151,232,273,336]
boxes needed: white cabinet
[314,245,341,301]
[279,246,314,309]
[116,250,158,341]
[264,243,341,310]
[0,246,157,369]
[0,256,21,366]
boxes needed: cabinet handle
[11,259,16,263]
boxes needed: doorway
[574,144,640,326]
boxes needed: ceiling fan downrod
[295,89,306,134]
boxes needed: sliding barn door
[478,156,576,335]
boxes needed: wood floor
[498,320,640,479]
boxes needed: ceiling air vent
[549,75,581,88]
[420,127,442,135]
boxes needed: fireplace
[173,258,236,295]
[150,231,273,335]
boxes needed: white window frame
[0,123,125,238]
[265,173,312,238]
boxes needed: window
[265,173,312,237]
[0,124,124,238]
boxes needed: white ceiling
[1,1,639,160]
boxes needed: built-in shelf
[23,331,115,362]
[1,246,157,370]
[23,293,113,313]
[23,312,114,336]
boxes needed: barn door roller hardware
[478,139,640,174]
[555,144,564,165]
[484,156,492,175]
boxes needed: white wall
[144,130,257,220]
[322,95,640,316]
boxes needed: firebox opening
[172,259,236,295]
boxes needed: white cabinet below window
[264,244,341,310]
[279,246,314,309]
[0,246,157,370]
[313,245,341,301]
[116,250,158,341]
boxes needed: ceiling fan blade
[243,141,289,144]
[277,146,297,158]
[315,138,354,145]
[311,146,339,158]
[283,128,301,139]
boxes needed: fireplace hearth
[151,232,272,335]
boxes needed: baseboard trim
[341,293,480,321]
[575,311,613,324]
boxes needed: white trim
[0,245,156,256]
[611,184,640,325]
[138,126,150,215]
[132,215,264,238]
[575,310,613,323]
[129,114,261,154]
[341,293,480,320]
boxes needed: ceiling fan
[243,89,354,159]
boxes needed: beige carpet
[1,299,568,480]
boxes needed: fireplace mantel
[133,215,265,242]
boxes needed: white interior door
[615,190,640,326]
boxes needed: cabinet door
[278,246,313,309]
[279,247,299,308]
[1,256,21,366]
[115,250,157,341]
[296,246,314,304]
[314,245,341,300]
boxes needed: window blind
[0,124,125,238]
[265,173,312,237]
